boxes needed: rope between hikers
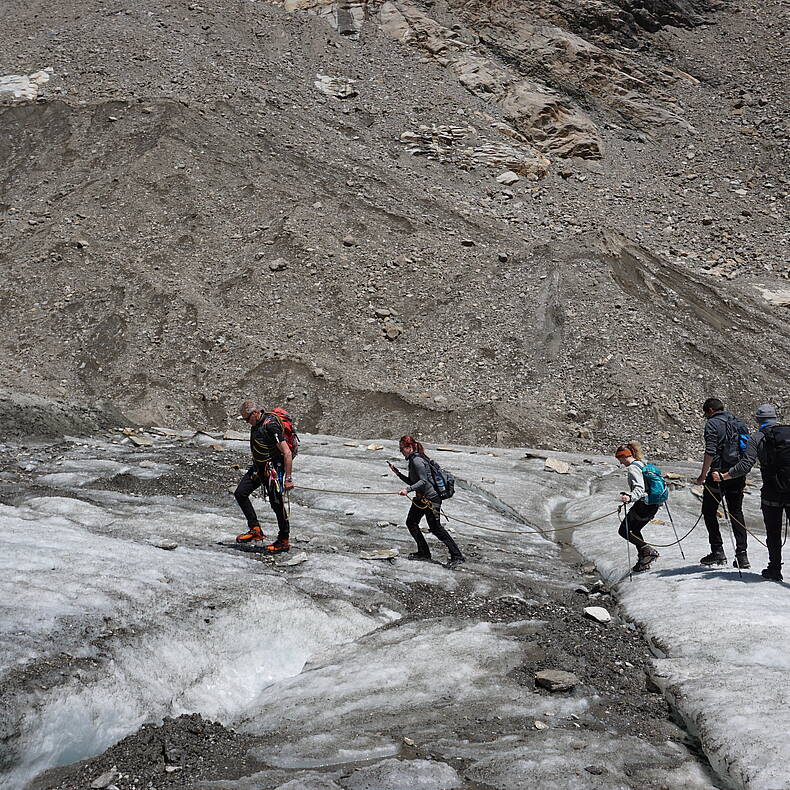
[294,483,618,536]
[293,483,785,546]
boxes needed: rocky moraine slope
[1,0,788,451]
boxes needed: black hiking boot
[408,552,433,562]
[700,550,727,566]
[761,565,784,582]
[446,556,466,571]
[633,546,659,573]
[733,552,751,569]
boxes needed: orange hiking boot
[265,538,290,554]
[236,525,264,544]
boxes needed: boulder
[314,74,358,99]
[496,170,520,185]
[584,606,612,624]
[544,457,571,474]
[0,68,52,103]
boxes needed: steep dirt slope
[0,0,787,453]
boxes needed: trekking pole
[621,503,633,582]
[664,501,686,560]
[718,492,742,580]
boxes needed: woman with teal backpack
[615,442,667,572]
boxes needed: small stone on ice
[535,669,579,691]
[148,540,178,551]
[359,548,399,560]
[584,606,612,623]
[544,457,571,474]
[279,552,308,566]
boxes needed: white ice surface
[344,758,463,789]
[1,433,744,790]
[444,731,713,789]
[569,473,790,790]
[0,492,383,790]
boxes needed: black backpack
[763,424,790,494]
[720,414,750,467]
[408,455,455,500]
[428,458,455,500]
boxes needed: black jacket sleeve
[392,466,410,484]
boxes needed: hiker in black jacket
[696,397,749,568]
[389,435,465,569]
[714,404,790,581]
[234,400,294,554]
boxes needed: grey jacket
[393,453,439,501]
[626,461,647,503]
[704,410,738,470]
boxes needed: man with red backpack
[714,404,790,581]
[234,400,297,554]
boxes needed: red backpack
[266,409,300,457]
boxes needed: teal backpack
[634,460,669,505]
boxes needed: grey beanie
[754,403,778,422]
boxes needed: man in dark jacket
[695,397,749,568]
[714,403,790,581]
[234,400,294,553]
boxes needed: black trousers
[406,500,463,560]
[234,466,290,540]
[762,503,790,570]
[618,500,660,550]
[702,473,747,553]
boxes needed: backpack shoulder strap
[265,411,285,428]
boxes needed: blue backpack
[634,461,669,505]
